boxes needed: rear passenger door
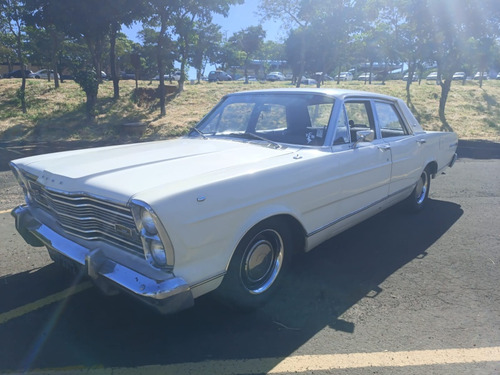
[373,100,422,195]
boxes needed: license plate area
[48,248,85,276]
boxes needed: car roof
[227,88,399,102]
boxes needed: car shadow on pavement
[0,199,463,373]
[458,139,500,160]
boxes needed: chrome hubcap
[241,229,284,294]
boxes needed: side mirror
[353,130,374,148]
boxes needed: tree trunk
[15,35,26,113]
[20,74,27,114]
[438,79,453,132]
[110,23,120,99]
[50,29,60,89]
[86,92,97,122]
[405,61,416,105]
[296,33,306,88]
[157,19,168,117]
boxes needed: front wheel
[217,219,292,310]
[406,167,431,212]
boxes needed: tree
[1,0,29,113]
[425,0,475,129]
[106,0,144,99]
[190,22,223,83]
[0,13,18,73]
[229,25,266,83]
[259,0,314,87]
[33,0,116,120]
[143,0,242,116]
[142,0,176,117]
[396,0,434,103]
[24,0,65,88]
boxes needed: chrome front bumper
[12,205,194,314]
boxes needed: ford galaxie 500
[11,89,458,313]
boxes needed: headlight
[150,239,167,266]
[131,200,174,270]
[141,209,158,235]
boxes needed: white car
[300,77,317,85]
[266,72,286,81]
[11,89,458,314]
[30,69,60,80]
[452,72,466,81]
[335,72,353,81]
[426,72,439,81]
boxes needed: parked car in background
[169,71,181,81]
[403,73,419,81]
[153,74,170,81]
[11,88,457,314]
[121,72,136,80]
[30,69,60,80]
[3,69,33,78]
[426,72,439,81]
[335,72,353,81]
[300,77,317,85]
[266,72,286,81]
[357,72,373,81]
[237,75,257,82]
[208,70,232,82]
[452,72,466,81]
[473,72,488,80]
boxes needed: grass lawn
[0,77,499,143]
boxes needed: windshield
[191,93,335,146]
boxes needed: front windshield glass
[191,93,335,146]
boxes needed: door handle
[417,139,427,145]
[378,145,391,151]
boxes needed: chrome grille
[26,176,143,255]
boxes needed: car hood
[14,138,297,203]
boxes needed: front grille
[26,176,143,256]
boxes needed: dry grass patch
[0,78,499,143]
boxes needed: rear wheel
[218,219,292,310]
[406,167,431,212]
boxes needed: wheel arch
[225,213,307,272]
[426,160,438,178]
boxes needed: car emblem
[115,224,133,238]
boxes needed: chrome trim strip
[190,272,226,290]
[306,187,410,237]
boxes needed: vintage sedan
[11,89,458,313]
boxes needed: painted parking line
[0,281,92,325]
[3,347,499,374]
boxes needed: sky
[124,2,284,43]
[122,2,286,78]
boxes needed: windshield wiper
[190,127,207,139]
[227,132,282,149]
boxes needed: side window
[344,101,375,142]
[375,102,408,138]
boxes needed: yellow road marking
[0,281,92,325]
[2,347,498,374]
[0,209,12,215]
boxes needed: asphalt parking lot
[0,140,499,374]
